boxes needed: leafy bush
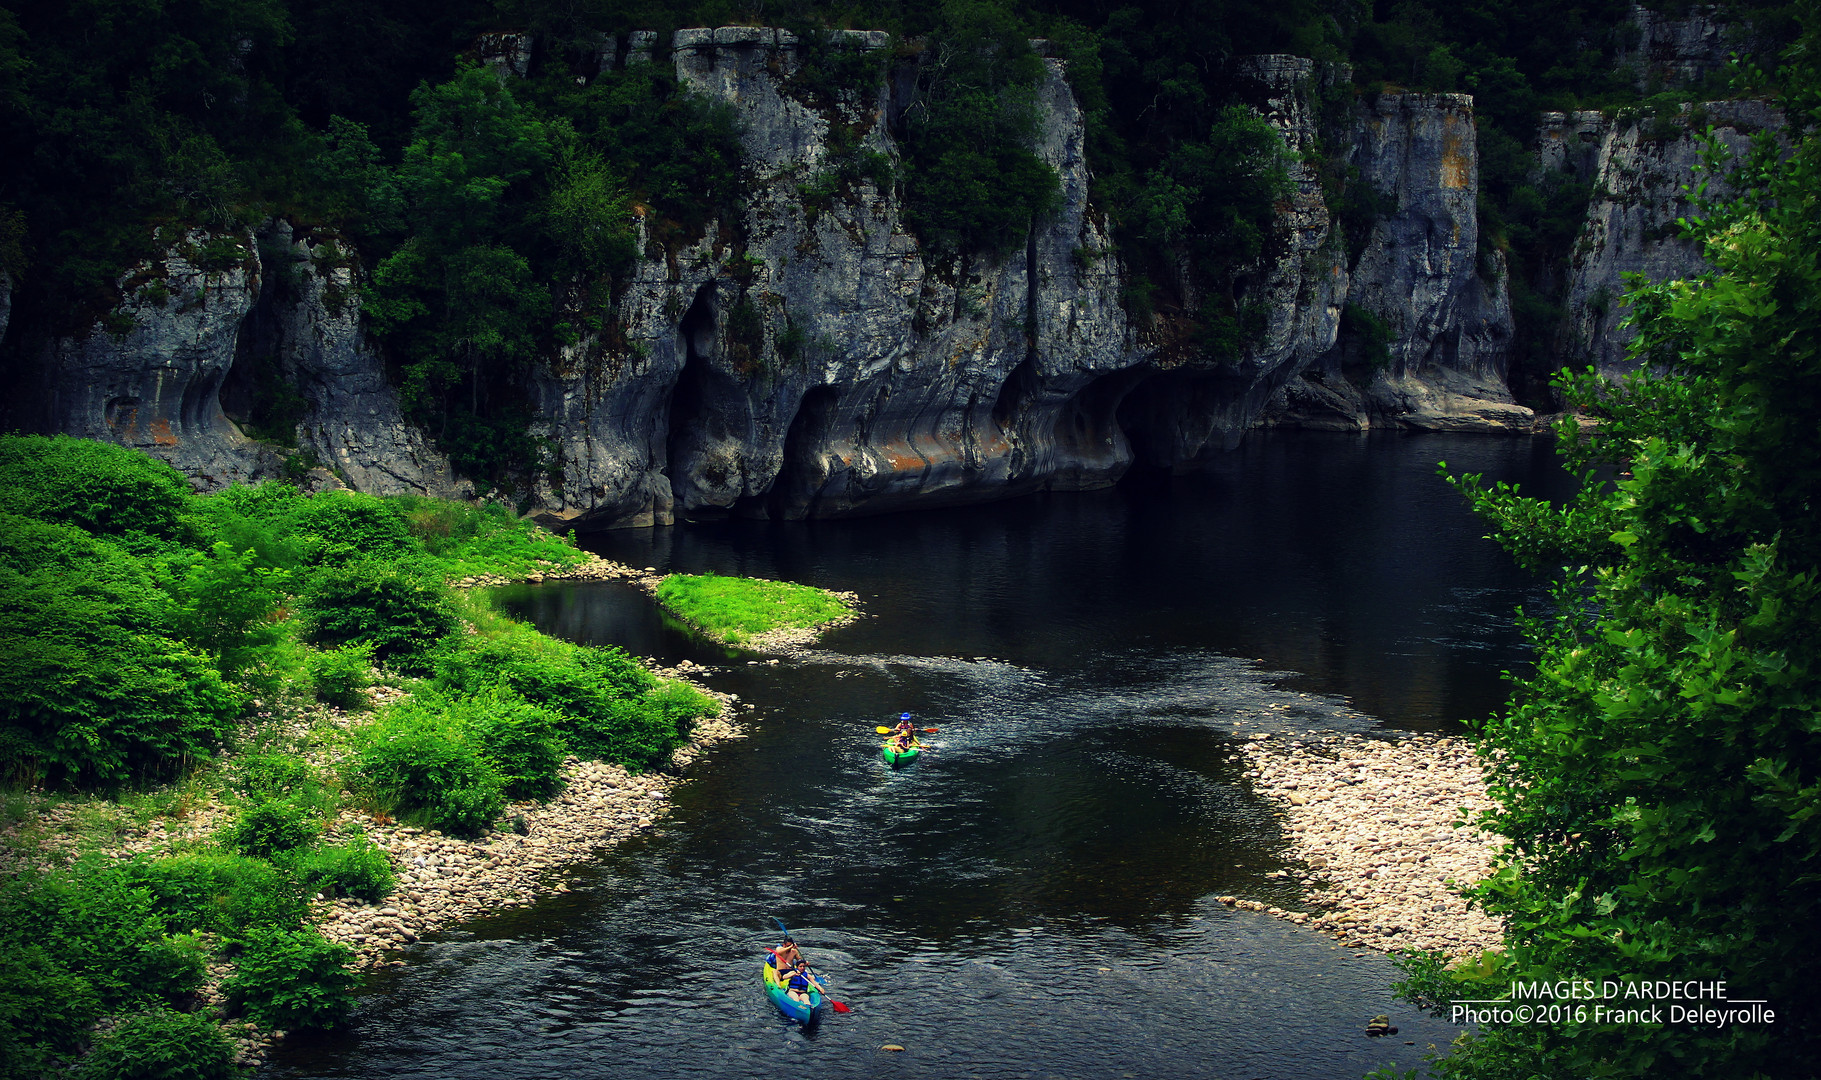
[355,708,504,836]
[285,491,417,566]
[0,435,194,541]
[297,561,459,673]
[225,798,320,859]
[227,753,319,801]
[306,645,373,710]
[388,496,584,580]
[0,946,103,1079]
[77,1007,240,1080]
[0,516,242,786]
[129,932,210,1004]
[285,833,396,904]
[114,854,304,937]
[565,682,716,774]
[1,863,169,1009]
[453,689,567,799]
[220,926,357,1030]
[434,599,654,704]
[155,541,291,679]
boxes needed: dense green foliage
[655,572,852,646]
[0,434,721,1071]
[296,562,460,673]
[1401,29,1821,1077]
[218,926,358,1030]
[76,1008,241,1080]
[353,704,508,835]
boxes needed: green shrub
[355,708,504,836]
[114,854,304,936]
[432,613,654,716]
[77,1007,241,1080]
[285,833,395,904]
[285,491,417,566]
[185,482,311,571]
[306,645,373,710]
[0,946,103,1079]
[220,926,357,1030]
[227,754,317,801]
[1,863,170,1009]
[0,434,194,541]
[297,561,458,673]
[0,516,242,786]
[454,689,567,799]
[130,932,210,1004]
[388,495,584,580]
[225,798,320,859]
[155,541,291,680]
[565,682,715,774]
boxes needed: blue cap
[900,712,911,720]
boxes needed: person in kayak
[892,713,916,737]
[892,730,917,754]
[785,959,825,1005]
[770,935,801,971]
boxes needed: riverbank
[1231,732,1503,956]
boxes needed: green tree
[900,0,1062,257]
[1410,31,1821,1078]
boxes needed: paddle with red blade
[771,917,851,1013]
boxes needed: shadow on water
[263,431,1573,1080]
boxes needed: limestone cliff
[1552,100,1782,377]
[1268,91,1526,434]
[9,29,1631,524]
[30,229,280,490]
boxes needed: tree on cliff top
[1406,25,1821,1079]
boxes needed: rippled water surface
[264,432,1572,1080]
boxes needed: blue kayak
[762,956,824,1025]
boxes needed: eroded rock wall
[1267,90,1526,433]
[11,30,1570,522]
[1554,99,1782,377]
[33,229,281,490]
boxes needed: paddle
[875,726,939,734]
[770,918,851,1013]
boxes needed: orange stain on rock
[148,418,178,446]
[1440,124,1471,190]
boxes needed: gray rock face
[1556,100,1782,376]
[37,229,281,489]
[14,30,1599,521]
[1615,2,1735,91]
[1269,91,1525,433]
[243,222,467,498]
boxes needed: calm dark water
[264,431,1572,1080]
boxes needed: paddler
[770,934,802,971]
[785,959,825,1004]
[892,712,917,737]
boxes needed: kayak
[762,954,824,1025]
[882,739,919,767]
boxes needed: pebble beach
[1228,731,1504,956]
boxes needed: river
[263,430,1571,1080]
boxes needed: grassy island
[0,434,720,1078]
[654,573,857,648]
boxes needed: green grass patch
[654,573,853,646]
